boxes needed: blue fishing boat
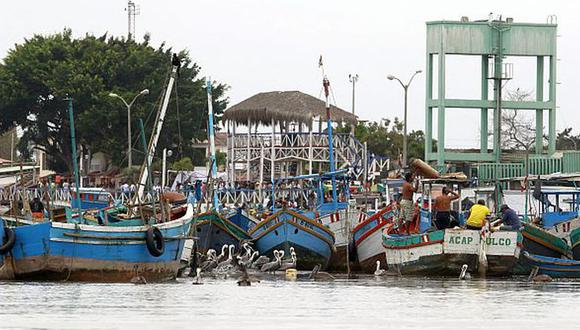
[572,227,580,260]
[249,209,335,270]
[0,204,193,282]
[70,187,113,210]
[522,251,580,278]
[192,211,252,254]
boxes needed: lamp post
[109,89,149,169]
[162,148,173,189]
[387,70,422,167]
[348,74,359,115]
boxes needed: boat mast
[136,57,179,200]
[206,78,220,210]
[66,98,82,212]
[319,56,338,208]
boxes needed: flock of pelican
[193,243,297,285]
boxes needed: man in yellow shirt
[465,199,491,230]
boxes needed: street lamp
[387,70,422,167]
[348,74,359,115]
[162,148,173,189]
[109,89,149,169]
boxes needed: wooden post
[259,142,264,201]
[271,118,276,210]
[246,118,251,182]
[232,123,237,183]
[309,127,313,175]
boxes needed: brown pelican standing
[374,260,385,276]
[260,251,282,273]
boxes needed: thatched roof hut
[223,91,357,127]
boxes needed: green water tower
[424,16,558,166]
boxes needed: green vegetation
[0,29,228,172]
[338,118,434,163]
[171,157,194,171]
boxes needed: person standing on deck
[465,199,491,230]
[434,187,460,229]
[399,172,418,232]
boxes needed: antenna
[126,1,140,41]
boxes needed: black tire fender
[0,227,16,255]
[145,227,165,257]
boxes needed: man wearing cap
[493,204,521,231]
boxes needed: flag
[318,55,323,67]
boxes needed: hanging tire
[0,227,16,255]
[145,227,165,257]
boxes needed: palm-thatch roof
[223,91,357,127]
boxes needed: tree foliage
[337,118,432,164]
[171,157,194,171]
[556,128,580,151]
[0,30,227,172]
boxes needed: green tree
[0,30,228,172]
[338,119,433,163]
[171,157,194,171]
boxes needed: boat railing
[0,187,313,208]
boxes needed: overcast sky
[2,0,579,148]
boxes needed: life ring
[145,227,165,257]
[0,227,16,255]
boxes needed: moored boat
[523,251,580,278]
[521,222,572,259]
[383,228,522,276]
[192,211,252,255]
[0,204,194,282]
[249,209,335,270]
[353,205,395,273]
[571,227,580,260]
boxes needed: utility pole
[126,1,140,41]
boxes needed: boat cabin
[537,188,580,228]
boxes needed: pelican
[260,251,282,273]
[200,250,218,272]
[216,245,229,263]
[277,250,285,261]
[192,268,203,285]
[280,251,297,271]
[217,245,235,270]
[252,252,271,269]
[459,264,472,280]
[374,260,385,276]
[240,251,259,267]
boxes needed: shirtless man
[433,187,460,229]
[399,172,418,232]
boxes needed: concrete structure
[424,17,558,166]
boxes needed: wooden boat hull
[523,251,580,278]
[0,205,193,282]
[192,212,251,255]
[571,227,580,260]
[546,217,580,244]
[250,210,335,270]
[383,229,522,276]
[353,206,393,273]
[513,223,574,275]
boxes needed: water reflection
[0,276,578,330]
